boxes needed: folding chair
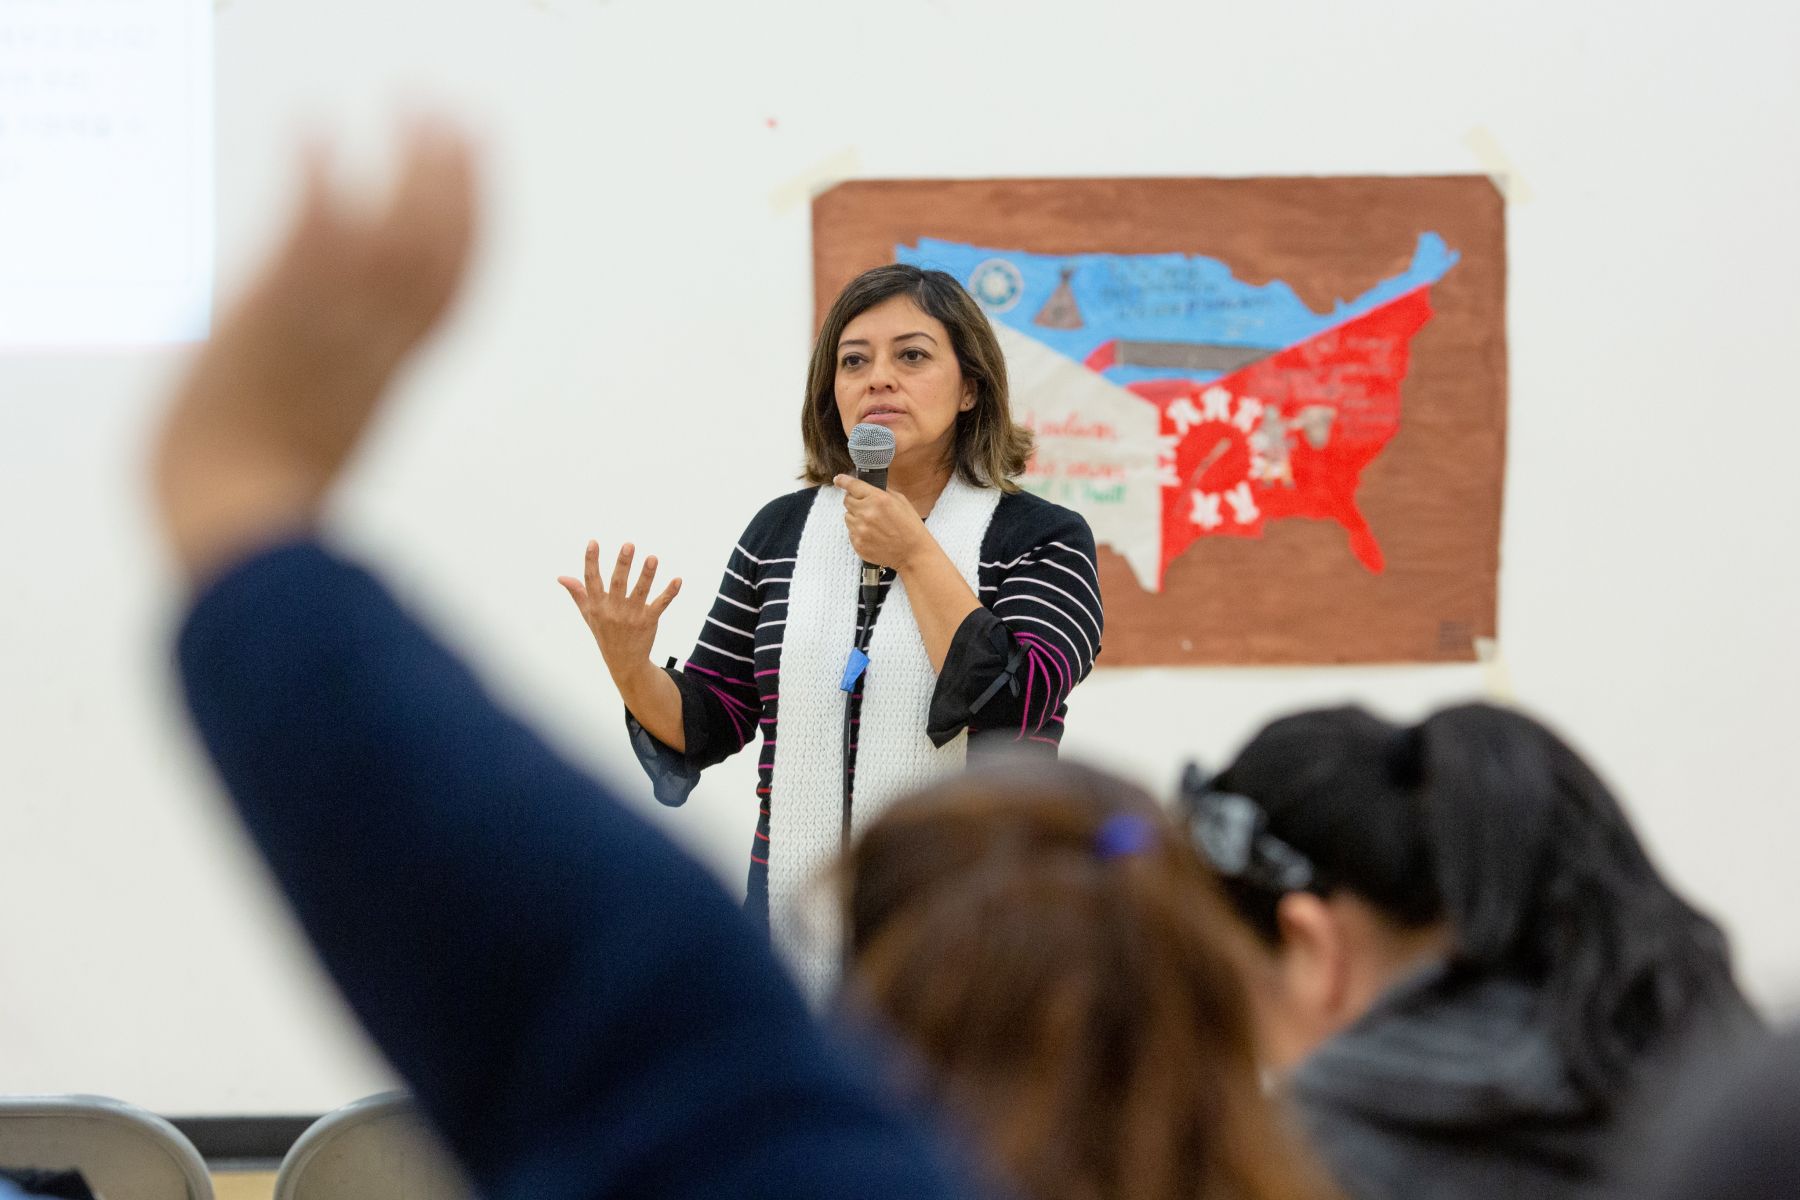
[0,1094,212,1200]
[273,1091,471,1200]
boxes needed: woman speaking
[560,264,1104,996]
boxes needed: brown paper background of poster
[812,177,1507,666]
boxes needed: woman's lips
[861,406,905,423]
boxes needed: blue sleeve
[175,541,974,1200]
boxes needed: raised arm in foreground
[155,121,971,1200]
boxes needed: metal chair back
[0,1094,213,1200]
[273,1091,471,1200]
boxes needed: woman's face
[834,295,974,473]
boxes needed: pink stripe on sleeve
[1031,651,1055,730]
[1016,631,1073,692]
[1013,644,1069,735]
[1018,653,1035,736]
[706,685,748,743]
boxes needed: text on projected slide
[0,0,211,349]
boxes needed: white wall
[1,0,1796,1114]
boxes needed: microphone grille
[847,423,897,471]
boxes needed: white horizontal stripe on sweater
[980,538,1091,568]
[733,544,799,566]
[1006,576,1102,641]
[704,616,754,640]
[695,639,754,664]
[1030,553,1103,610]
[995,594,1095,659]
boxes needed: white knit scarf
[768,475,1002,1004]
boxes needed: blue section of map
[895,234,1458,385]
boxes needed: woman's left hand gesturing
[835,475,931,571]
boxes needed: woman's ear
[1274,892,1351,1039]
[960,383,976,411]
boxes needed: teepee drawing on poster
[1033,266,1085,329]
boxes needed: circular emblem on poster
[968,258,1024,313]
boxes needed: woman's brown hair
[801,264,1034,491]
[843,760,1335,1200]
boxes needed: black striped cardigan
[630,484,1103,928]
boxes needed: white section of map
[995,324,1165,593]
[0,0,212,348]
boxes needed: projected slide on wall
[0,0,212,349]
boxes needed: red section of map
[1130,285,1435,578]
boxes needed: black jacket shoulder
[983,488,1097,561]
[736,487,820,557]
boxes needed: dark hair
[801,264,1033,491]
[844,760,1334,1200]
[1211,702,1753,1107]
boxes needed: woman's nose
[867,355,898,390]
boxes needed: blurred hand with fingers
[153,120,478,583]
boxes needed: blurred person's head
[1187,701,1749,1107]
[843,759,1332,1200]
[802,263,1031,490]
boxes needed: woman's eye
[900,348,927,363]
[839,354,864,369]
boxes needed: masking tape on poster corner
[1473,636,1515,701]
[1461,127,1534,205]
[769,146,863,216]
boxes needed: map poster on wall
[812,177,1507,665]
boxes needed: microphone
[846,422,896,628]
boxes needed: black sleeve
[625,515,783,805]
[927,503,1103,747]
